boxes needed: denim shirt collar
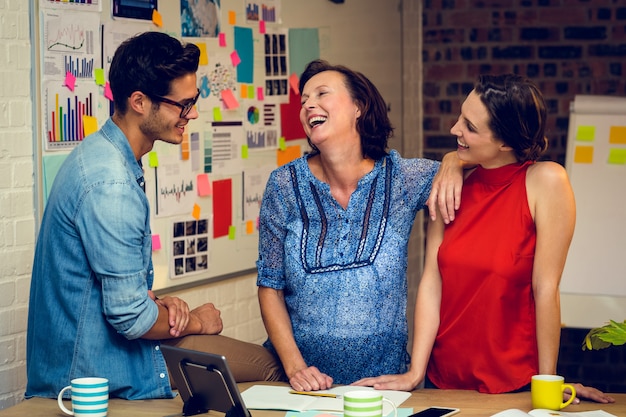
[101,118,145,191]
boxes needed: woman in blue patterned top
[257,60,462,392]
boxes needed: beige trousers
[163,334,286,383]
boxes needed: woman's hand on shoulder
[351,373,421,392]
[426,151,469,224]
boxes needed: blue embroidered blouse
[257,150,439,384]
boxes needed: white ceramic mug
[57,377,109,417]
[344,390,398,417]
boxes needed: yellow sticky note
[192,203,201,220]
[246,220,254,234]
[228,11,236,25]
[242,145,249,159]
[228,225,236,240]
[196,43,208,66]
[576,125,595,142]
[608,148,626,164]
[148,151,159,168]
[247,85,255,99]
[213,107,223,121]
[574,145,594,164]
[279,136,286,151]
[94,68,105,86]
[609,126,626,144]
[152,9,163,27]
[82,115,98,136]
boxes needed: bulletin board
[32,0,319,291]
[560,95,626,327]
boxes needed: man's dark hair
[109,31,200,114]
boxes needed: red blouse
[427,161,539,394]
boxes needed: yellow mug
[531,375,576,410]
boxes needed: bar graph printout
[43,80,100,150]
[39,0,102,12]
[41,9,102,151]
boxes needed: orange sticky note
[192,203,201,220]
[82,115,98,136]
[289,73,299,94]
[609,126,626,144]
[152,9,163,27]
[181,133,190,160]
[152,234,161,251]
[277,145,301,166]
[259,20,266,34]
[230,50,241,67]
[196,42,208,65]
[221,89,239,109]
[197,173,212,196]
[65,72,76,92]
[574,145,594,164]
[246,220,254,234]
[228,11,236,25]
[240,85,248,99]
[219,32,227,47]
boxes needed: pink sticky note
[104,82,114,101]
[230,50,241,67]
[152,234,161,251]
[257,87,264,101]
[65,72,76,92]
[219,32,227,47]
[289,73,299,94]
[197,173,212,196]
[221,89,239,109]
[259,20,266,34]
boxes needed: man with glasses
[26,31,284,401]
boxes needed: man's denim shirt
[26,119,174,400]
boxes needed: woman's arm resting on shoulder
[426,151,471,224]
[258,286,333,391]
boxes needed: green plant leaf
[582,320,626,351]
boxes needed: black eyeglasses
[150,89,200,118]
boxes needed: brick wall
[422,0,626,392]
[0,0,35,409]
[422,0,626,164]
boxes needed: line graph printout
[156,156,197,217]
[42,10,101,79]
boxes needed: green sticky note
[279,136,286,151]
[608,148,626,164]
[241,145,249,159]
[213,107,223,122]
[148,151,159,167]
[247,85,255,99]
[228,225,236,240]
[576,125,595,142]
[94,68,105,86]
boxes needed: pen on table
[288,390,337,398]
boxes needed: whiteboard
[33,0,310,292]
[561,95,626,327]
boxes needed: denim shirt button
[159,373,166,379]
[155,345,160,351]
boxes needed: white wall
[0,0,35,409]
[0,0,404,409]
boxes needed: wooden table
[0,382,623,417]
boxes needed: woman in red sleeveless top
[354,74,614,404]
